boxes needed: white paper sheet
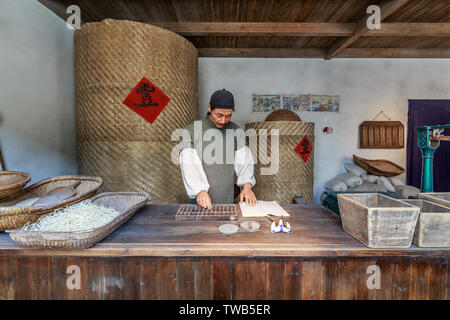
[239,200,290,217]
[258,200,290,216]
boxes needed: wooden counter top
[1,204,449,257]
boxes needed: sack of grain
[379,176,395,192]
[347,181,388,193]
[389,177,405,186]
[344,163,367,177]
[324,178,348,192]
[320,192,328,203]
[335,173,363,188]
[394,185,420,199]
[361,174,379,184]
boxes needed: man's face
[208,105,233,128]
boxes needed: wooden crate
[419,192,450,208]
[359,121,404,149]
[337,193,420,248]
[401,199,450,248]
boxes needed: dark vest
[182,115,245,204]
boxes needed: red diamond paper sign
[294,136,312,163]
[122,77,170,124]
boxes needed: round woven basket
[0,171,31,200]
[75,19,198,203]
[245,120,314,204]
[265,109,301,122]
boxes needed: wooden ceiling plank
[37,0,70,21]
[325,0,410,60]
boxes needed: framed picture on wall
[252,94,281,112]
[282,94,311,111]
[311,95,340,112]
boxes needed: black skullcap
[209,89,235,110]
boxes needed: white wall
[0,0,77,183]
[198,58,450,203]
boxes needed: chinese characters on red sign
[294,136,313,163]
[122,77,170,124]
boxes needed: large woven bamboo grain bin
[245,110,315,204]
[337,193,420,248]
[75,19,198,203]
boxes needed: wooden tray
[7,192,149,248]
[0,171,31,200]
[353,155,405,177]
[0,175,103,231]
[175,204,238,221]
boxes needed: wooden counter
[0,204,448,299]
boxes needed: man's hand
[240,183,257,206]
[196,190,212,209]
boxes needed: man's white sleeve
[235,145,256,187]
[179,148,210,199]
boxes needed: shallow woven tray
[0,171,31,200]
[7,192,148,248]
[0,175,103,231]
[353,155,405,177]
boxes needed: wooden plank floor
[0,204,449,257]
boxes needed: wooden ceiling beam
[148,22,450,37]
[368,23,450,37]
[339,48,450,58]
[198,48,326,58]
[325,0,411,60]
[198,48,450,58]
[149,22,355,36]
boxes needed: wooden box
[337,193,420,248]
[401,199,450,247]
[359,121,404,149]
[419,192,450,208]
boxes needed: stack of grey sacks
[321,162,420,201]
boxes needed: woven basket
[0,175,103,231]
[0,171,31,200]
[353,155,405,177]
[265,109,301,122]
[75,19,198,203]
[7,192,148,248]
[245,121,314,204]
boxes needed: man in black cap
[179,89,257,209]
